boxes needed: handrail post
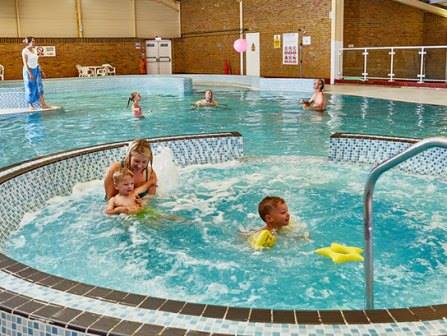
[364,186,374,309]
[388,48,395,82]
[418,47,426,83]
[363,137,447,310]
[338,50,343,79]
[362,49,368,81]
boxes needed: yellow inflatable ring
[315,243,364,264]
[249,229,276,250]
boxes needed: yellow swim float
[248,229,276,250]
[315,243,364,264]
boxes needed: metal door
[158,40,172,74]
[246,33,260,76]
[146,41,159,74]
[145,40,172,74]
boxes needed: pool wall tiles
[184,74,315,92]
[0,134,243,244]
[0,90,27,108]
[329,134,447,176]
[43,76,193,95]
[0,76,193,108]
[0,312,90,336]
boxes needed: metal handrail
[341,45,447,51]
[364,137,447,309]
[338,45,447,83]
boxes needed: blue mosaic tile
[329,136,447,178]
[0,134,243,245]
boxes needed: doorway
[246,33,260,76]
[145,40,172,74]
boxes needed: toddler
[106,168,143,215]
[248,196,309,249]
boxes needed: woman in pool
[21,36,50,110]
[104,139,158,200]
[195,90,218,107]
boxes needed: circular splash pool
[1,78,447,319]
[5,153,447,310]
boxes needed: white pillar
[330,0,344,84]
[239,0,244,76]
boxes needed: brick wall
[174,0,332,78]
[0,38,145,80]
[423,13,447,80]
[343,0,447,80]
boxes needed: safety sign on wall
[36,46,56,57]
[282,33,298,65]
[273,34,281,49]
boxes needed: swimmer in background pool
[299,79,326,112]
[194,90,219,107]
[128,92,144,118]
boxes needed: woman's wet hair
[127,92,138,107]
[125,139,153,167]
[318,79,325,91]
[23,36,33,44]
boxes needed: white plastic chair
[76,64,94,77]
[96,67,107,76]
[0,64,4,80]
[102,64,116,76]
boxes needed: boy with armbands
[248,196,309,250]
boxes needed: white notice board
[282,33,298,65]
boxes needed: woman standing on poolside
[21,37,49,110]
[104,139,158,200]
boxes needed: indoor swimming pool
[1,86,447,168]
[2,84,447,312]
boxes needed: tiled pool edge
[329,132,447,177]
[1,132,447,335]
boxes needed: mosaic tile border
[0,132,243,243]
[329,132,447,177]
[1,132,447,335]
[0,76,193,110]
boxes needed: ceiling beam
[152,0,179,12]
[392,0,447,17]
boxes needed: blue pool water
[1,87,447,167]
[2,86,447,309]
[5,156,447,309]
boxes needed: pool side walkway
[327,84,447,106]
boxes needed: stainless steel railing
[339,45,447,83]
[364,137,447,309]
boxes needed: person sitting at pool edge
[195,90,218,107]
[104,139,157,200]
[299,79,326,112]
[106,168,144,215]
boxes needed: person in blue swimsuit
[104,139,158,200]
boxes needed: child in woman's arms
[106,168,145,215]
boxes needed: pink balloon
[233,38,248,53]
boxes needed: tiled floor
[327,84,447,106]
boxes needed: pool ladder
[364,136,447,309]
